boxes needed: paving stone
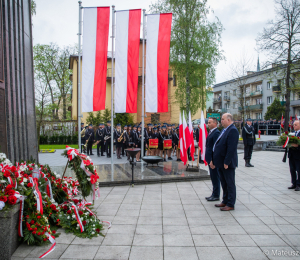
[189,225,219,235]
[60,245,99,259]
[135,224,162,235]
[26,244,68,259]
[107,224,136,234]
[164,246,198,260]
[164,234,194,247]
[129,246,163,260]
[221,234,257,247]
[228,247,268,260]
[94,246,131,260]
[242,224,275,235]
[102,233,134,246]
[197,247,233,260]
[132,234,163,246]
[216,224,247,235]
[193,235,225,247]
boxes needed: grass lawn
[39,144,79,150]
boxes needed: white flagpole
[78,1,83,152]
[111,5,115,169]
[141,9,146,158]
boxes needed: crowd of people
[80,121,185,162]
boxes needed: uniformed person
[134,125,142,162]
[167,124,173,160]
[96,123,105,157]
[122,125,129,156]
[80,122,86,153]
[242,118,256,167]
[115,123,123,159]
[85,124,95,156]
[173,127,180,161]
[104,121,112,158]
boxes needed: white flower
[0,201,5,210]
[23,178,28,183]
[77,224,79,227]
[0,180,6,184]
[72,215,76,219]
[67,216,70,219]
[92,232,95,235]
[20,182,24,186]
[87,178,91,181]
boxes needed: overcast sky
[32,0,276,84]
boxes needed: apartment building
[212,63,300,120]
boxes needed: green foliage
[31,0,36,16]
[264,98,285,121]
[115,113,134,127]
[86,111,103,126]
[150,0,224,115]
[102,108,111,124]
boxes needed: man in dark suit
[96,123,105,157]
[205,118,221,201]
[210,113,239,211]
[104,121,112,158]
[288,120,300,191]
[242,118,256,167]
[85,124,95,156]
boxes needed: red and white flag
[281,114,284,128]
[179,112,187,165]
[82,7,110,112]
[188,111,195,161]
[199,111,208,165]
[146,13,172,113]
[115,9,141,113]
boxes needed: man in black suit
[210,113,239,211]
[85,124,95,156]
[288,120,300,191]
[96,123,105,157]
[104,121,112,158]
[205,118,221,201]
[242,118,256,167]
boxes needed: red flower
[29,167,33,171]
[79,211,83,215]
[67,210,72,214]
[3,171,10,178]
[83,160,90,166]
[52,230,56,234]
[7,190,15,196]
[285,131,288,135]
[89,213,93,216]
[32,231,36,235]
[26,215,29,218]
[23,174,28,178]
[37,216,41,219]
[43,238,47,241]
[27,183,33,188]
[5,185,13,191]
[30,220,35,224]
[0,196,7,202]
[73,199,79,204]
[63,206,68,210]
[11,166,16,172]
[50,204,56,211]
[38,232,41,236]
[82,220,86,226]
[96,228,100,233]
[8,196,17,205]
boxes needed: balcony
[223,95,230,101]
[213,97,222,103]
[238,104,263,111]
[221,108,228,113]
[250,90,263,97]
[272,85,281,92]
[291,100,300,107]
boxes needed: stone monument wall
[0,0,38,162]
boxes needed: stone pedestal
[0,204,21,260]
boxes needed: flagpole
[78,1,83,152]
[111,5,115,169]
[141,9,146,159]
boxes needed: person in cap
[122,125,128,156]
[134,125,142,162]
[104,121,112,158]
[146,124,153,155]
[96,123,105,157]
[173,127,180,161]
[159,125,168,161]
[151,127,159,156]
[115,123,123,159]
[166,124,173,160]
[85,124,95,156]
[242,118,256,167]
[80,122,86,153]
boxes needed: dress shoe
[205,195,213,200]
[220,206,234,211]
[207,197,220,201]
[245,160,251,167]
[168,157,173,160]
[97,154,100,157]
[295,186,300,191]
[164,159,166,162]
[215,203,226,207]
[288,185,296,189]
[90,153,94,155]
[249,160,254,167]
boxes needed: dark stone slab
[0,204,21,260]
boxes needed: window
[256,99,262,104]
[267,96,273,104]
[256,113,262,119]
[233,102,237,109]
[267,82,271,89]
[233,90,237,96]
[225,103,230,109]
[256,84,262,91]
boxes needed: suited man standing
[205,118,221,201]
[85,124,95,156]
[288,120,300,191]
[242,118,256,167]
[210,113,239,211]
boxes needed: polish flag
[146,13,172,113]
[115,9,141,113]
[199,111,208,166]
[82,7,110,112]
[188,111,195,161]
[179,112,187,165]
[281,114,284,129]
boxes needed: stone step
[265,148,285,152]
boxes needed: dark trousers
[81,138,85,153]
[87,142,93,155]
[289,158,300,186]
[209,167,220,198]
[218,167,236,208]
[244,145,253,160]
[105,142,111,157]
[97,142,104,156]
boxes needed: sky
[32,0,276,85]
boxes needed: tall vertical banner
[82,7,110,112]
[115,9,141,113]
[199,111,208,166]
[146,13,172,113]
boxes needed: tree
[31,0,36,16]
[115,113,134,128]
[102,109,111,124]
[264,98,285,120]
[207,106,220,113]
[256,0,300,131]
[86,111,103,126]
[150,0,224,115]
[33,43,75,120]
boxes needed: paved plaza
[12,151,300,260]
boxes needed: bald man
[288,120,300,191]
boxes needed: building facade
[0,0,38,162]
[70,41,205,125]
[213,64,300,120]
